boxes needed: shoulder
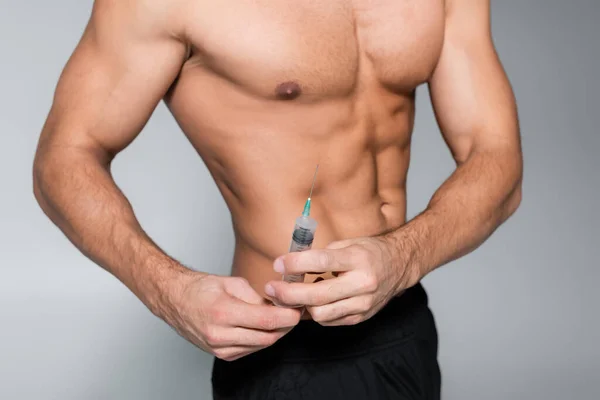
[90,0,190,41]
[439,0,491,46]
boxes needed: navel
[275,81,302,100]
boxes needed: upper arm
[429,0,521,164]
[38,0,188,161]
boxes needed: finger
[275,248,352,276]
[207,326,287,348]
[213,346,265,362]
[317,314,365,327]
[306,295,372,324]
[325,239,355,250]
[265,274,363,307]
[224,277,266,305]
[226,297,302,331]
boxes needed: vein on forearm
[385,146,522,279]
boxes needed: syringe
[282,164,319,284]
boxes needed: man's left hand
[264,237,420,326]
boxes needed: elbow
[32,153,51,212]
[501,142,524,219]
[32,146,62,215]
[503,169,523,220]
[506,182,522,217]
[32,144,109,216]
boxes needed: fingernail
[273,258,285,273]
[265,284,275,297]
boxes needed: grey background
[1,1,598,399]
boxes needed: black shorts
[211,283,441,400]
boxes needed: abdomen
[164,24,419,295]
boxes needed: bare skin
[33,0,522,361]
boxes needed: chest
[183,0,446,99]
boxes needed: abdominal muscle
[227,140,411,296]
[228,160,409,319]
[165,67,415,307]
[230,194,407,300]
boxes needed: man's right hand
[31,0,301,364]
[161,272,302,361]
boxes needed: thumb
[224,277,266,305]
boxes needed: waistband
[248,282,430,363]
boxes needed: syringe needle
[302,164,319,218]
[282,164,320,287]
[308,164,319,199]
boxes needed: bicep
[428,0,520,164]
[40,0,187,159]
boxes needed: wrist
[135,257,202,318]
[379,227,424,293]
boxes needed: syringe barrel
[282,215,317,284]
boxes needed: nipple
[275,81,302,100]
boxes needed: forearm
[383,147,523,285]
[33,146,194,315]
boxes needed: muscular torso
[164,0,446,296]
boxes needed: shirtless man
[33,0,523,398]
